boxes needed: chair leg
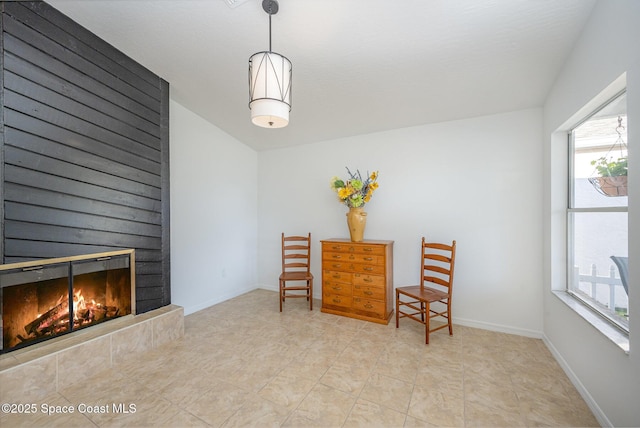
[447,300,453,336]
[425,301,430,344]
[309,280,313,311]
[395,290,400,328]
[420,301,425,322]
[279,280,283,312]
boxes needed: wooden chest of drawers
[321,239,394,324]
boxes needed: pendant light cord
[269,13,272,52]
[263,0,278,52]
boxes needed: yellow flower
[338,187,350,199]
[370,171,378,180]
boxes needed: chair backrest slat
[284,245,309,251]
[423,264,451,276]
[424,242,453,251]
[424,254,451,263]
[284,236,308,241]
[285,253,308,259]
[424,275,450,288]
[285,262,308,268]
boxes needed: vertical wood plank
[0,2,5,260]
[160,78,171,307]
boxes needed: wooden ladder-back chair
[279,233,313,312]
[396,237,456,344]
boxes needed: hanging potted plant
[588,155,627,197]
[587,115,627,197]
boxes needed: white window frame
[566,90,628,335]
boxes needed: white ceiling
[47,0,596,151]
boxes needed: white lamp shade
[249,51,292,128]
[250,99,289,128]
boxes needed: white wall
[257,108,544,336]
[169,100,258,315]
[543,1,640,426]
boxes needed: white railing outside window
[572,264,629,331]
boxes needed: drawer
[348,244,385,256]
[323,292,352,309]
[323,270,352,283]
[323,242,350,253]
[346,253,382,265]
[323,243,385,256]
[322,280,352,296]
[353,284,385,300]
[351,263,385,275]
[353,273,385,287]
[323,251,349,261]
[323,260,352,271]
[323,251,381,265]
[352,297,385,315]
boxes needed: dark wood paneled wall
[0,1,171,313]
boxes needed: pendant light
[248,0,292,128]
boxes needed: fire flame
[73,289,85,319]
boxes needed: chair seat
[280,271,313,281]
[396,285,448,302]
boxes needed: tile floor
[1,289,599,427]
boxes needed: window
[568,91,628,333]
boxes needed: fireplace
[1,250,135,353]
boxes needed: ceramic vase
[346,207,367,242]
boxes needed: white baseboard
[180,285,257,315]
[257,283,322,300]
[258,283,278,293]
[452,316,543,338]
[182,285,321,315]
[542,335,612,427]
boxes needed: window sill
[553,291,629,354]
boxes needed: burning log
[24,299,69,336]
[34,313,70,337]
[76,308,90,321]
[94,307,106,321]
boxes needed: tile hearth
[0,304,184,401]
[1,290,598,427]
